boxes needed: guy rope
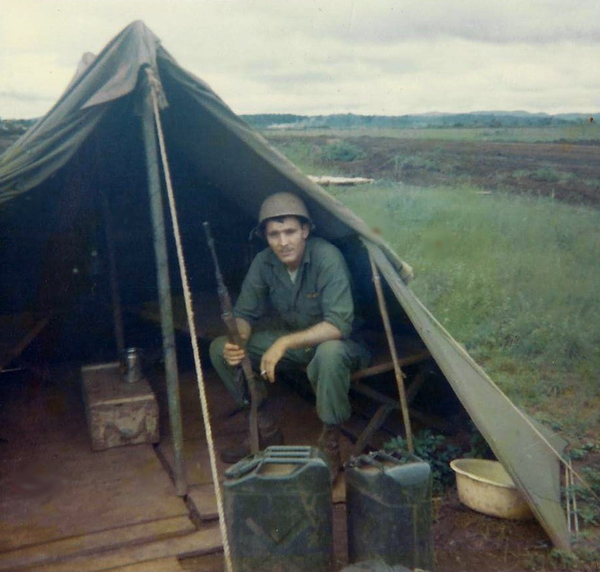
[146,68,233,572]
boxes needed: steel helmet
[258,192,312,225]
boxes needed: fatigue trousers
[209,331,370,426]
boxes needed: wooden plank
[177,553,224,572]
[351,402,396,456]
[307,175,374,186]
[187,485,218,522]
[353,383,454,433]
[350,349,430,382]
[23,528,222,572]
[156,433,243,487]
[0,516,195,572]
[341,413,387,453]
[108,556,184,572]
[0,315,49,371]
[0,443,188,552]
[406,367,427,404]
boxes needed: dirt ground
[434,489,600,572]
[267,133,600,206]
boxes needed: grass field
[268,128,600,445]
[332,182,600,441]
[267,123,600,143]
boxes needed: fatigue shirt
[234,237,354,339]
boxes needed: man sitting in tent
[210,192,370,478]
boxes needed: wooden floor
[0,366,221,571]
[0,362,355,571]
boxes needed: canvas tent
[0,21,570,549]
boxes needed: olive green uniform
[209,237,370,425]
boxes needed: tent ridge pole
[141,84,187,497]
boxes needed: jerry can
[345,450,434,571]
[223,445,333,572]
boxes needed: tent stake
[565,462,572,536]
[142,86,187,496]
[569,460,579,536]
[368,251,414,454]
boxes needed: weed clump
[320,140,364,162]
[383,428,492,492]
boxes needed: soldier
[210,192,370,479]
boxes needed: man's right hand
[223,342,246,367]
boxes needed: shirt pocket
[304,291,322,317]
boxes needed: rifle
[203,222,260,455]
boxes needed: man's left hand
[260,338,289,383]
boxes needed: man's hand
[222,318,252,367]
[259,321,343,383]
[223,342,246,367]
[260,338,289,383]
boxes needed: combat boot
[318,423,342,482]
[219,409,283,464]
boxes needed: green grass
[329,182,600,440]
[266,124,600,144]
[267,139,348,176]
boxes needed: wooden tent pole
[100,188,125,357]
[368,251,414,454]
[141,86,187,496]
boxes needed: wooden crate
[81,362,159,451]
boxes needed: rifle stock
[203,222,260,454]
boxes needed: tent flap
[0,21,159,202]
[364,238,570,550]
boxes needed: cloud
[279,0,600,46]
[0,90,55,103]
[1,0,599,118]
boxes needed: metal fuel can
[223,445,333,572]
[345,450,434,571]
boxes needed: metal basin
[450,459,534,520]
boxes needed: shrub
[531,167,561,182]
[320,140,364,162]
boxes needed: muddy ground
[266,133,600,207]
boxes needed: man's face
[265,216,309,271]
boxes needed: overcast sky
[1,0,599,119]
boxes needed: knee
[209,336,228,364]
[313,340,348,366]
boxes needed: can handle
[262,457,310,465]
[224,455,261,479]
[347,449,407,471]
